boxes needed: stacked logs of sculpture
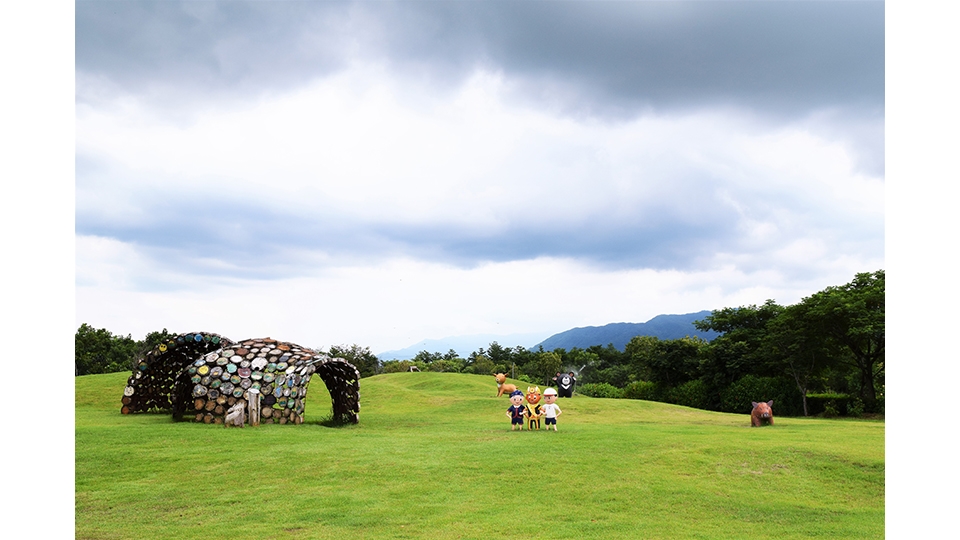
[121,332,360,425]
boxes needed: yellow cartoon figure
[524,386,543,431]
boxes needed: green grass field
[76,371,883,539]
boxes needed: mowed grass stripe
[77,371,883,539]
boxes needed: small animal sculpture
[495,373,518,397]
[224,400,247,428]
[750,400,774,427]
[524,386,543,431]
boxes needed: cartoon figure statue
[541,387,563,431]
[524,386,543,431]
[557,372,575,398]
[506,390,526,431]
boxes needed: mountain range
[377,311,718,360]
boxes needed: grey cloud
[77,0,883,119]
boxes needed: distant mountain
[532,311,719,352]
[377,332,552,360]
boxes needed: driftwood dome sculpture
[121,332,360,425]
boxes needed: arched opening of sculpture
[121,332,360,425]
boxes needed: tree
[694,301,785,403]
[763,302,836,416]
[328,344,381,378]
[75,323,140,375]
[801,270,884,412]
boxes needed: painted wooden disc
[240,378,252,389]
[220,382,234,394]
[230,375,241,385]
[207,389,219,400]
[210,366,223,378]
[239,360,251,369]
[191,375,201,384]
[238,368,252,378]
[226,363,238,374]
[197,365,209,375]
[262,373,275,383]
[265,363,277,373]
[159,344,167,352]
[252,358,268,370]
[274,385,284,398]
[123,386,135,396]
[187,366,197,375]
[193,358,206,367]
[193,385,207,397]
[232,388,244,398]
[251,371,263,380]
[210,379,221,389]
[230,355,243,363]
[194,334,204,342]
[236,348,249,356]
[200,376,212,386]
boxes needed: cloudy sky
[75,0,885,354]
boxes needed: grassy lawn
[76,371,883,539]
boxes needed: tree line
[378,270,884,417]
[76,270,883,417]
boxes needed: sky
[74,0,885,355]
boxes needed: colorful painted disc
[226,363,237,373]
[240,379,252,389]
[221,382,234,394]
[263,373,275,383]
[210,379,221,389]
[274,385,284,398]
[230,375,241,385]
[210,367,223,378]
[211,336,220,344]
[123,386,135,396]
[193,385,207,397]
[207,389,219,400]
[191,375,201,384]
[217,357,229,366]
[232,388,244,398]
[276,362,288,371]
[158,344,167,352]
[194,358,206,367]
[239,360,251,369]
[194,334,204,342]
[251,371,263,380]
[197,365,209,375]
[238,368,251,378]
[266,363,277,373]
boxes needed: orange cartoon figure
[524,386,543,431]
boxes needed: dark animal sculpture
[751,400,774,427]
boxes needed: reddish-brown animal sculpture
[751,400,774,427]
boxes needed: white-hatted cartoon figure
[506,390,526,431]
[541,387,563,431]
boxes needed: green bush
[668,379,710,410]
[577,382,624,399]
[623,380,659,401]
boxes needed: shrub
[623,380,659,401]
[668,379,710,410]
[577,383,624,399]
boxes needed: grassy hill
[76,371,883,539]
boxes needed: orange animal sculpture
[524,386,543,430]
[751,400,774,427]
[495,373,518,397]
